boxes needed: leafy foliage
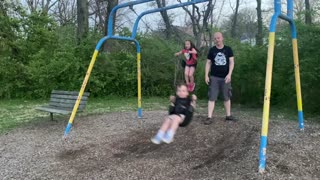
[0,3,320,115]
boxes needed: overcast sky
[19,0,278,32]
[118,0,274,32]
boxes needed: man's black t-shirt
[207,46,234,78]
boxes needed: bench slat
[49,98,87,105]
[50,94,89,100]
[49,102,86,110]
[35,106,83,114]
[52,90,90,96]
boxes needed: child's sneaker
[151,135,162,144]
[188,83,192,92]
[191,83,195,92]
[162,132,174,144]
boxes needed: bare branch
[215,0,226,27]
[48,0,59,11]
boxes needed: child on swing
[175,40,198,92]
[151,83,197,144]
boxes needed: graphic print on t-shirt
[184,52,190,61]
[214,52,226,66]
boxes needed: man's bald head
[213,32,224,48]
[214,32,223,38]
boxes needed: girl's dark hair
[184,40,199,57]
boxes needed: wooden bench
[36,90,90,121]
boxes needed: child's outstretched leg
[189,66,196,91]
[162,115,183,144]
[151,117,172,144]
[184,66,190,90]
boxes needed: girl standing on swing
[175,40,198,92]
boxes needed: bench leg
[50,113,53,121]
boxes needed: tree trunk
[305,0,312,25]
[209,13,214,47]
[201,0,214,48]
[256,0,263,46]
[105,0,118,36]
[95,0,104,33]
[231,0,240,38]
[104,0,118,52]
[77,0,89,43]
[156,0,172,39]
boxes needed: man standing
[204,32,236,125]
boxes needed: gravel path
[0,111,319,179]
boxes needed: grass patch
[0,99,47,134]
[0,97,169,134]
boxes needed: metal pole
[287,0,304,130]
[64,36,108,138]
[135,41,142,118]
[258,0,281,173]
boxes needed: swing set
[63,0,304,174]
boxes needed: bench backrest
[49,90,90,111]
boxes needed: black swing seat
[168,105,194,127]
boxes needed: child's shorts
[168,114,192,127]
[168,114,185,121]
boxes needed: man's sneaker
[225,116,237,121]
[162,133,174,144]
[151,135,162,144]
[203,117,213,125]
[190,83,195,92]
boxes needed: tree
[0,0,24,59]
[231,0,240,38]
[214,0,226,27]
[221,8,258,43]
[256,0,263,45]
[105,0,118,36]
[155,0,173,39]
[25,0,59,14]
[89,0,106,33]
[305,0,312,25]
[52,0,77,26]
[76,0,88,43]
[178,0,216,48]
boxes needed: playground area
[1,0,320,179]
[1,109,319,179]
